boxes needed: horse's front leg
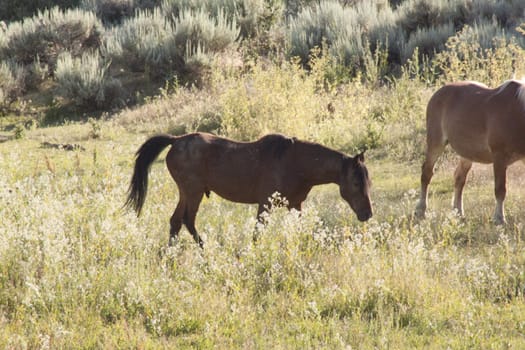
[493,159,508,225]
[416,143,445,218]
[253,203,269,242]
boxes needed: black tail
[125,134,175,216]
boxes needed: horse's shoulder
[258,133,296,159]
[495,79,525,94]
[492,80,525,109]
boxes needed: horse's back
[165,132,290,203]
[427,81,489,120]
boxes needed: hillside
[1,0,525,126]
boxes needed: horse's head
[339,152,373,221]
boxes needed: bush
[286,0,525,76]
[391,0,525,68]
[432,24,525,86]
[0,0,81,23]
[104,8,180,78]
[394,0,461,34]
[0,60,26,108]
[173,8,239,55]
[105,6,239,80]
[80,0,135,24]
[465,0,525,29]
[287,0,394,70]
[161,0,266,38]
[80,0,161,25]
[54,51,123,109]
[400,21,455,61]
[0,7,103,75]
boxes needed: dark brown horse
[126,132,373,247]
[415,80,525,224]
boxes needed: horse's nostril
[358,211,372,222]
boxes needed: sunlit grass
[1,118,524,348]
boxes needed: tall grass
[0,126,524,347]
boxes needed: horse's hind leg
[493,157,508,225]
[169,198,186,246]
[183,192,205,248]
[415,137,446,218]
[453,157,472,216]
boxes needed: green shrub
[0,7,103,75]
[394,0,461,34]
[54,51,123,109]
[457,18,519,50]
[286,0,525,75]
[283,0,318,17]
[173,8,239,55]
[161,0,266,38]
[287,0,394,71]
[465,0,525,29]
[392,0,525,68]
[25,56,49,90]
[0,0,81,23]
[80,0,135,24]
[80,0,160,25]
[104,7,179,77]
[0,60,26,108]
[432,24,525,86]
[106,6,239,80]
[400,21,455,61]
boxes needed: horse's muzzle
[357,211,373,222]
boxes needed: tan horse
[126,132,373,247]
[416,80,525,224]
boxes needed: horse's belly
[449,140,493,163]
[445,119,493,163]
[210,186,259,204]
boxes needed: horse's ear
[356,150,365,163]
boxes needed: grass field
[2,0,525,348]
[1,83,525,348]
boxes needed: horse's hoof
[168,236,178,247]
[493,217,506,225]
[414,208,426,220]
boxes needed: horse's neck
[295,142,342,185]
